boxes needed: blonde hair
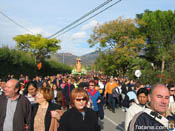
[70,88,89,107]
[38,87,54,102]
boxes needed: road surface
[100,108,125,131]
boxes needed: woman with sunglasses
[58,88,101,131]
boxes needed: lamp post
[151,63,154,70]
[135,70,142,80]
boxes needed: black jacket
[97,96,104,119]
[0,94,31,131]
[58,107,101,131]
[63,84,75,101]
[30,102,60,131]
[128,112,169,131]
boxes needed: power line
[48,0,113,39]
[56,0,122,38]
[0,11,34,34]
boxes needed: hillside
[81,51,99,65]
[53,51,99,66]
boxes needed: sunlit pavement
[99,108,125,131]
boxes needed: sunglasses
[75,98,87,102]
[89,85,95,86]
[170,90,175,92]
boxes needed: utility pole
[63,52,64,64]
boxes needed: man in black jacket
[0,79,31,131]
[128,84,171,131]
[63,78,75,110]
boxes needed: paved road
[100,108,126,131]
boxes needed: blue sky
[0,0,175,56]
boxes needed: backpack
[112,87,119,98]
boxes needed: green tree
[94,51,117,75]
[13,34,61,58]
[0,47,71,78]
[88,17,145,76]
[137,10,175,76]
[0,47,35,78]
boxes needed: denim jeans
[107,94,115,111]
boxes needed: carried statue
[72,57,86,75]
[76,57,82,72]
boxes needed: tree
[88,17,145,76]
[136,10,175,76]
[0,47,71,78]
[94,51,117,75]
[13,34,61,58]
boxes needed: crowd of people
[0,73,175,131]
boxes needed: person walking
[128,84,172,131]
[104,77,118,113]
[23,81,38,104]
[58,88,101,131]
[63,78,75,110]
[87,80,102,118]
[125,88,148,130]
[0,79,31,131]
[30,87,61,131]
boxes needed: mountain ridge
[52,51,99,66]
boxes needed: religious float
[71,57,87,75]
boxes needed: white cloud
[0,15,51,47]
[81,20,99,31]
[0,15,95,56]
[30,27,50,37]
[71,32,86,40]
[58,44,96,56]
[57,33,96,56]
[55,20,100,56]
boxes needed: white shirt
[125,103,145,131]
[98,81,104,89]
[169,96,174,103]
